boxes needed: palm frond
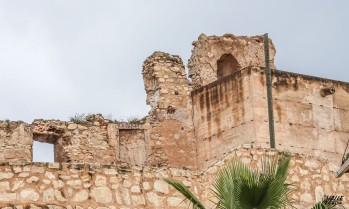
[213,153,294,209]
[164,152,295,209]
[311,195,345,209]
[256,153,294,209]
[212,159,256,209]
[164,178,206,209]
[311,202,333,209]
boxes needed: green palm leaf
[165,152,295,209]
[212,153,294,209]
[163,178,206,209]
[311,202,333,209]
[311,196,345,209]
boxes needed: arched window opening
[217,54,241,79]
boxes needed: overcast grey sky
[0,1,348,161]
[1,0,348,123]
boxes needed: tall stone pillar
[142,52,197,169]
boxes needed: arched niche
[217,54,241,79]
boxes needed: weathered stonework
[191,66,349,171]
[0,148,348,208]
[142,52,197,169]
[0,121,32,162]
[1,33,349,208]
[27,114,146,165]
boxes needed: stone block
[154,180,169,194]
[167,196,182,206]
[67,124,78,130]
[19,189,40,201]
[131,195,145,206]
[0,181,10,191]
[91,187,112,203]
[95,175,107,186]
[0,192,16,201]
[0,172,14,180]
[26,176,39,183]
[72,190,89,202]
[130,186,140,193]
[43,189,55,202]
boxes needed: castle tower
[142,52,197,169]
[188,33,276,88]
[189,34,278,170]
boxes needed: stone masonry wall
[192,66,349,171]
[191,67,257,171]
[142,52,197,169]
[0,121,32,163]
[1,115,146,166]
[119,129,146,166]
[32,115,119,164]
[252,68,349,162]
[0,147,348,208]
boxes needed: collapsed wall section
[0,148,348,208]
[142,52,197,169]
[188,33,276,89]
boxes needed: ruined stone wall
[0,147,348,208]
[0,121,32,162]
[0,115,146,166]
[188,33,276,88]
[32,117,118,164]
[32,116,119,164]
[142,52,197,169]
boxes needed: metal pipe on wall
[264,33,276,149]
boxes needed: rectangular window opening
[33,141,54,162]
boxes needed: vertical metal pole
[264,33,276,148]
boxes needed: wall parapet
[191,65,256,96]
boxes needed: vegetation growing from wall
[69,113,89,124]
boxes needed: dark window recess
[217,54,241,79]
